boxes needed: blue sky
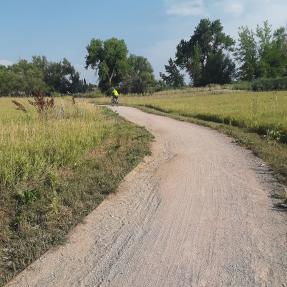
[1,0,287,83]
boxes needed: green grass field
[96,90,287,142]
[95,89,287,186]
[0,97,151,285]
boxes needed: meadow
[0,97,151,285]
[95,89,287,185]
[96,89,287,142]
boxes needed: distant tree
[256,21,273,78]
[0,56,88,96]
[203,52,235,84]
[236,26,258,81]
[153,79,167,92]
[236,21,287,80]
[9,60,47,95]
[32,56,49,75]
[160,58,185,88]
[46,58,82,93]
[257,21,272,56]
[272,27,287,77]
[175,19,235,86]
[0,66,14,96]
[33,56,85,94]
[85,38,129,92]
[121,55,155,94]
[257,23,287,78]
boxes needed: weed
[11,101,27,113]
[28,91,55,115]
[265,129,282,142]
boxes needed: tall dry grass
[0,97,151,285]
[0,98,107,187]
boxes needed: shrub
[28,91,55,114]
[251,77,287,91]
[231,81,253,90]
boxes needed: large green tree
[236,26,258,81]
[121,55,155,94]
[160,58,185,88]
[85,38,129,92]
[176,19,235,86]
[257,22,287,78]
[236,21,287,80]
[32,56,87,94]
[44,58,81,94]
[0,57,88,96]
[0,60,47,96]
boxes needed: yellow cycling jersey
[112,89,119,97]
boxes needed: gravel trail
[7,106,287,287]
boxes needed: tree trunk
[109,67,115,85]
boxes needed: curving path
[7,107,287,287]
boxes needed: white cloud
[221,0,287,38]
[166,0,204,16]
[0,59,13,66]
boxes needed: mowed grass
[95,89,287,185]
[0,97,152,285]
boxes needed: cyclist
[111,88,119,105]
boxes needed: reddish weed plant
[11,100,27,113]
[28,91,55,114]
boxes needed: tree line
[0,57,91,96]
[85,19,287,93]
[85,38,158,94]
[1,19,286,96]
[160,19,287,89]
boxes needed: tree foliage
[85,38,129,92]
[0,57,89,96]
[175,19,235,86]
[85,38,156,94]
[160,58,185,88]
[0,60,46,96]
[33,56,88,94]
[236,26,258,81]
[236,21,287,80]
[120,55,155,94]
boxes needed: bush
[75,89,104,98]
[231,81,253,90]
[231,78,287,91]
[251,77,287,91]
